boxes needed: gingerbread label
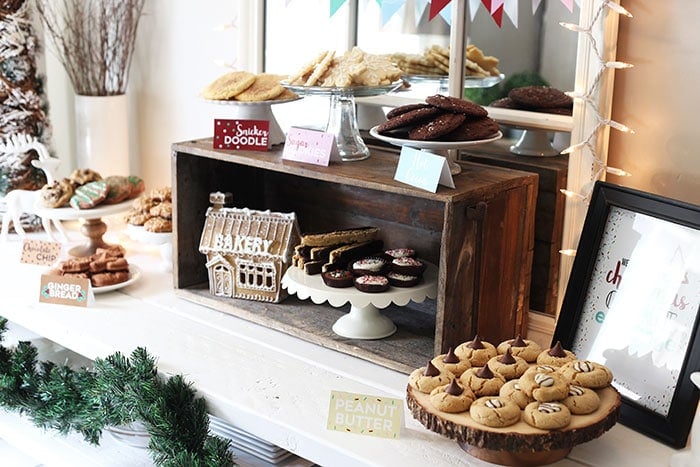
[39,274,90,307]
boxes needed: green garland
[0,317,235,466]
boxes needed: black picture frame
[553,181,700,448]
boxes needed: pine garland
[0,317,235,466]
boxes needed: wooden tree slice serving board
[406,384,621,466]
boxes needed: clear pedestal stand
[34,200,133,257]
[369,127,503,176]
[281,263,438,340]
[282,81,403,162]
[204,97,300,146]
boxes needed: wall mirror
[257,0,622,324]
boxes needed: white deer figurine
[0,133,67,243]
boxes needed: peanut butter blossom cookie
[499,379,532,409]
[469,396,521,428]
[408,360,455,394]
[562,384,601,415]
[497,334,542,363]
[459,364,505,397]
[454,335,497,367]
[431,347,471,377]
[536,340,577,367]
[429,379,476,413]
[522,401,572,430]
[487,347,529,380]
[559,360,613,389]
[518,369,569,402]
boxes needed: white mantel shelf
[0,230,680,467]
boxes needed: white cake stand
[126,224,173,272]
[281,263,437,340]
[205,96,300,146]
[34,200,132,257]
[369,126,503,175]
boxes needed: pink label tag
[214,119,270,151]
[282,127,337,166]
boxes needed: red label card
[214,119,270,151]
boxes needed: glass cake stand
[403,73,504,92]
[204,96,300,146]
[282,80,404,162]
[34,199,132,257]
[281,262,437,340]
[369,126,503,175]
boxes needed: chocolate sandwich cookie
[322,269,354,288]
[387,271,420,288]
[443,116,500,141]
[391,256,426,276]
[425,94,488,117]
[354,274,390,293]
[508,85,573,109]
[350,257,389,276]
[408,112,466,141]
[384,248,415,260]
[385,103,431,119]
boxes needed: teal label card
[393,146,454,192]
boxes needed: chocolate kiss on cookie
[476,364,495,379]
[442,347,460,364]
[510,335,528,347]
[548,341,567,357]
[423,360,441,377]
[497,348,517,364]
[445,378,464,396]
[466,335,485,349]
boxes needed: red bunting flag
[491,3,503,26]
[429,0,452,20]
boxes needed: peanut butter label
[39,274,90,307]
[20,240,61,266]
[327,390,402,439]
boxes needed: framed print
[553,181,700,448]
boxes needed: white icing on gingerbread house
[199,192,300,303]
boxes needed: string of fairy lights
[559,0,634,205]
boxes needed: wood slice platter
[406,384,621,466]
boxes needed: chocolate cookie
[488,97,517,109]
[408,112,466,140]
[385,103,431,120]
[508,85,573,109]
[376,106,442,134]
[354,275,389,293]
[69,180,108,209]
[321,269,354,288]
[425,94,488,117]
[443,116,500,141]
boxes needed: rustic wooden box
[171,139,537,373]
[461,148,568,316]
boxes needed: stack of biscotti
[292,227,383,275]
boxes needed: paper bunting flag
[503,0,518,28]
[381,0,405,25]
[429,0,452,20]
[330,0,347,16]
[532,0,543,14]
[468,0,480,22]
[561,0,574,12]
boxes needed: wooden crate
[461,148,568,316]
[171,139,537,373]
